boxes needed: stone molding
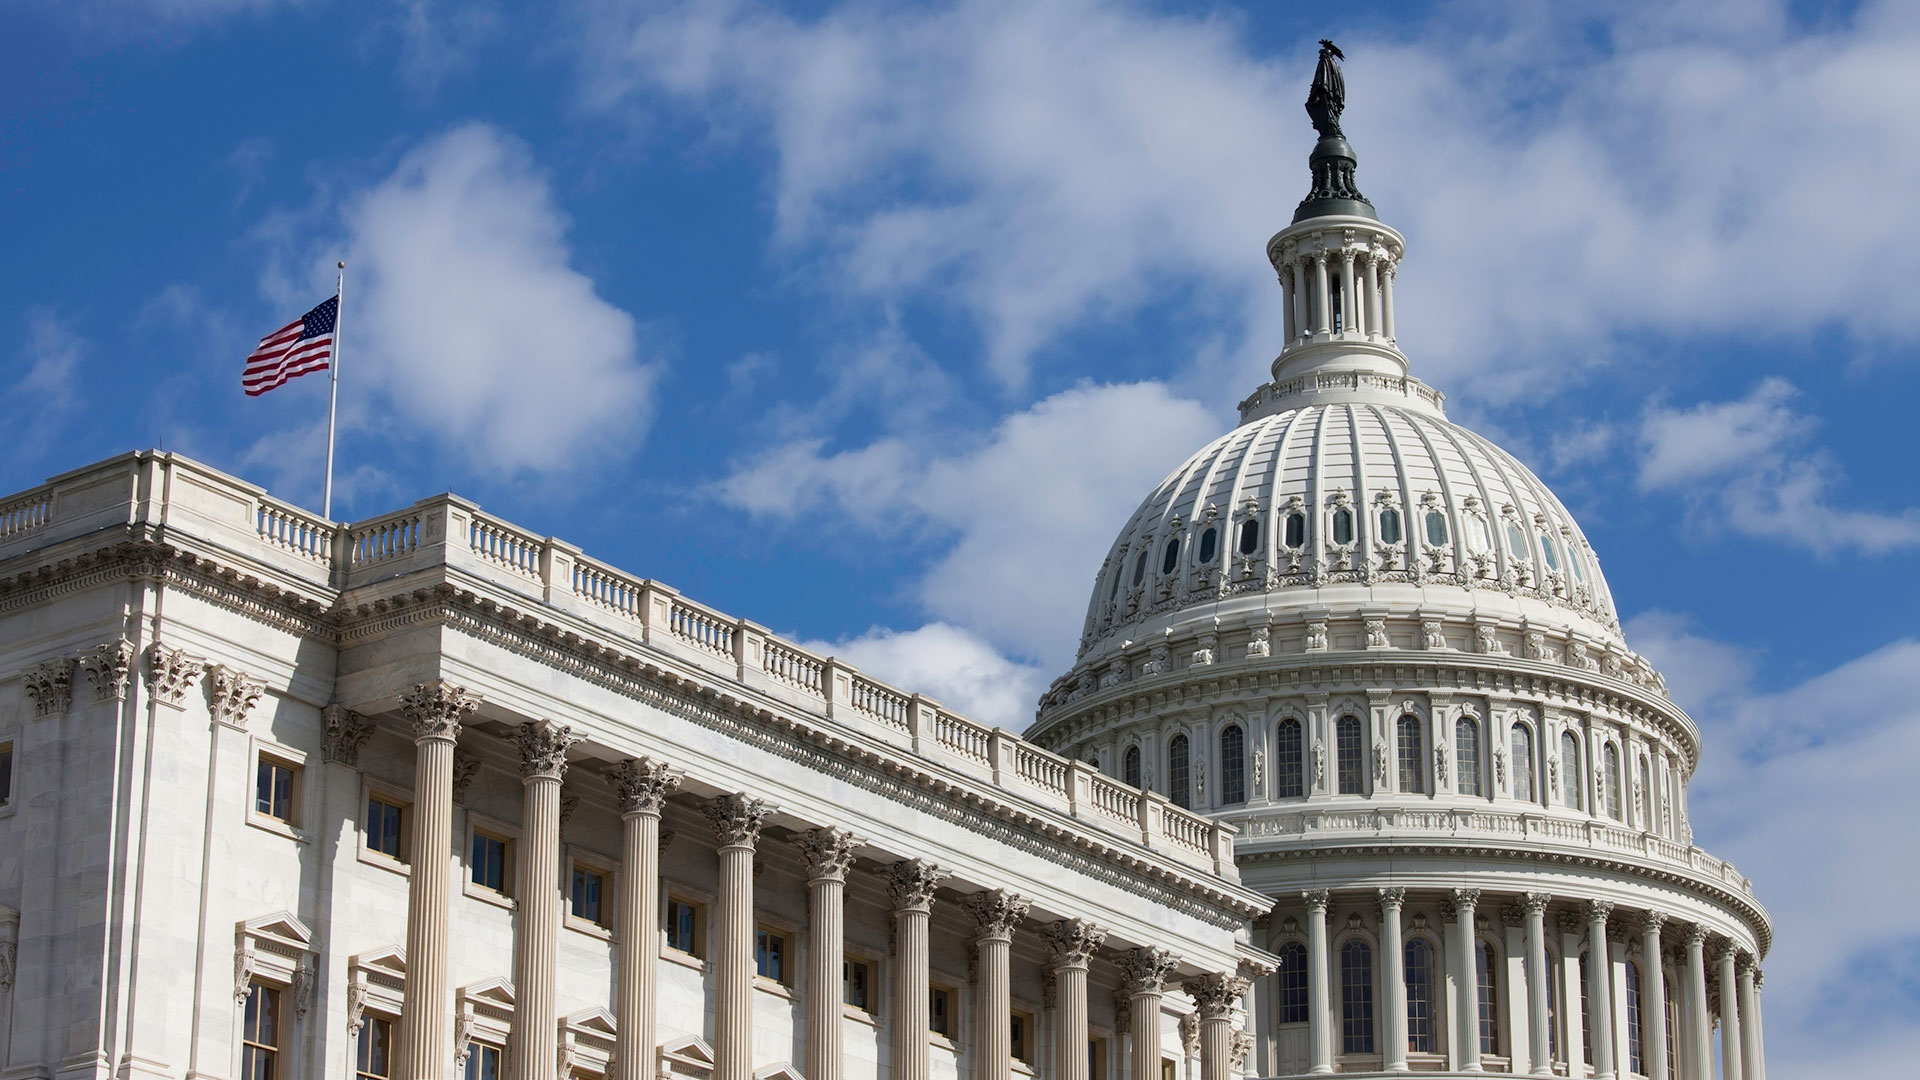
[144,643,203,708]
[514,720,578,781]
[1041,918,1107,968]
[606,757,679,815]
[961,890,1031,941]
[702,793,770,850]
[322,706,376,766]
[401,680,477,743]
[886,859,947,914]
[207,664,266,730]
[797,827,858,883]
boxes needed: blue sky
[4,0,1918,1074]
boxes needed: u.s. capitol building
[0,44,1765,1080]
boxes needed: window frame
[755,922,795,987]
[843,952,880,1015]
[1010,1007,1038,1065]
[1559,730,1584,811]
[929,982,959,1041]
[1338,934,1376,1056]
[1603,741,1624,821]
[1122,745,1142,789]
[1509,721,1536,803]
[359,779,412,872]
[462,1042,503,1080]
[1475,938,1501,1056]
[566,848,616,934]
[1276,940,1310,1026]
[1403,934,1440,1056]
[1274,717,1305,799]
[0,737,15,813]
[240,980,281,1080]
[246,737,308,841]
[1395,714,1424,795]
[1335,715,1365,795]
[1167,732,1192,810]
[355,1013,395,1080]
[663,892,709,962]
[1455,715,1483,797]
[463,812,519,906]
[1219,724,1246,806]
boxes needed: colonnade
[1277,246,1397,347]
[388,681,1248,1080]
[1261,887,1765,1079]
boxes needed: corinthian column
[705,795,772,1080]
[1639,912,1669,1080]
[889,860,948,1080]
[1046,920,1109,1080]
[1302,891,1332,1075]
[1717,945,1743,1080]
[397,681,476,1080]
[1123,948,1180,1080]
[1447,889,1482,1073]
[1747,967,1767,1080]
[1312,253,1332,336]
[1683,925,1710,1080]
[965,892,1033,1080]
[1376,889,1408,1074]
[509,721,578,1080]
[801,829,858,1080]
[1183,974,1246,1080]
[607,759,679,1080]
[1523,894,1553,1077]
[1585,901,1616,1080]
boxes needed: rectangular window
[356,1016,393,1080]
[1011,1011,1034,1064]
[844,958,876,1012]
[255,758,297,825]
[1089,1037,1107,1080]
[665,897,704,957]
[571,866,606,926]
[464,1044,502,1080]
[366,796,406,861]
[240,982,279,1080]
[755,927,789,984]
[470,831,511,894]
[1160,1059,1176,1080]
[0,741,13,806]
[930,986,954,1038]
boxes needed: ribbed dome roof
[1075,394,1621,664]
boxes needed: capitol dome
[1027,41,1770,1080]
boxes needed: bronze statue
[1306,39,1346,140]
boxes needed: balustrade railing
[470,518,543,578]
[763,641,825,695]
[257,501,333,564]
[849,676,910,731]
[1015,745,1068,797]
[0,487,53,541]
[1088,775,1141,824]
[936,712,992,765]
[348,513,421,567]
[573,558,645,621]
[668,600,734,657]
[1163,808,1214,854]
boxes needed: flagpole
[322,261,343,519]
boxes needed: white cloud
[338,123,658,475]
[14,308,85,410]
[717,380,1220,669]
[578,0,1920,399]
[801,621,1046,731]
[1635,379,1920,553]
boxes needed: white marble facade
[0,453,1272,1080]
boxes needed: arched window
[1277,942,1309,1024]
[1107,564,1122,602]
[1341,939,1374,1054]
[1604,743,1623,821]
[1638,756,1654,827]
[1379,508,1402,545]
[1161,537,1181,576]
[1238,518,1260,556]
[1284,511,1307,549]
[1275,719,1304,799]
[1456,717,1482,796]
[1122,745,1142,789]
[1626,961,1644,1075]
[1560,731,1583,810]
[1220,725,1246,806]
[1404,938,1436,1053]
[1476,940,1499,1055]
[1424,508,1448,546]
[1168,734,1191,809]
[1330,274,1345,332]
[1332,507,1355,545]
[1198,527,1218,564]
[1511,723,1535,802]
[1466,514,1491,553]
[1336,716,1364,795]
[1396,714,1423,794]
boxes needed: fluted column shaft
[1125,949,1179,1080]
[1640,915,1669,1080]
[1312,255,1332,335]
[1585,903,1616,1080]
[1717,948,1743,1080]
[398,683,476,1080]
[1450,890,1482,1073]
[510,722,576,1080]
[801,831,858,1080]
[1524,895,1553,1077]
[1683,928,1710,1080]
[1747,971,1767,1080]
[1303,891,1332,1074]
[1184,975,1241,1080]
[1281,268,1298,344]
[891,862,947,1080]
[1047,921,1108,1080]
[1364,256,1382,339]
[966,892,1031,1080]
[609,760,679,1080]
[1338,250,1356,335]
[1378,890,1408,1073]
[707,795,771,1080]
[1381,267,1397,341]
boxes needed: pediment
[565,1008,618,1039]
[352,945,406,979]
[753,1064,804,1080]
[659,1035,714,1069]
[238,911,312,951]
[460,977,516,1012]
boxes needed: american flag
[243,296,336,396]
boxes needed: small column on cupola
[1265,40,1409,384]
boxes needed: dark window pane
[1332,508,1354,545]
[1197,527,1217,564]
[1168,734,1191,809]
[1457,718,1482,796]
[1336,717,1364,794]
[1278,942,1309,1024]
[1285,512,1306,549]
[1238,519,1260,555]
[1220,726,1245,805]
[1404,938,1435,1053]
[1123,746,1142,788]
[1275,720,1304,799]
[1425,509,1448,546]
[1341,939,1374,1053]
[1379,509,1401,545]
[1396,715,1423,794]
[1161,537,1180,575]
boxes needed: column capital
[607,757,680,815]
[1301,889,1330,913]
[1042,918,1108,968]
[1451,887,1481,911]
[1684,922,1711,948]
[514,720,579,781]
[1123,947,1180,995]
[1638,910,1669,938]
[1181,972,1246,1020]
[401,680,478,742]
[1523,891,1553,916]
[798,827,859,883]
[962,890,1032,942]
[1500,902,1526,928]
[886,859,948,913]
[1556,909,1583,936]
[1236,956,1275,982]
[1735,950,1756,976]
[1375,886,1406,912]
[322,706,376,766]
[703,793,771,850]
[1111,986,1132,1027]
[1585,898,1615,924]
[1752,966,1764,990]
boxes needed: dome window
[1379,508,1402,545]
[1539,533,1559,571]
[1284,511,1307,549]
[1132,550,1149,587]
[1197,527,1218,564]
[1569,546,1586,583]
[1425,509,1448,546]
[1106,570,1121,602]
[1238,519,1260,555]
[1160,537,1181,575]
[1505,522,1529,560]
[1332,507,1354,545]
